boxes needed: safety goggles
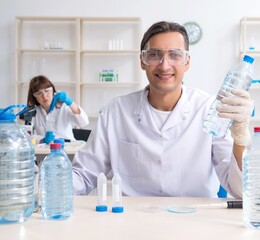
[33,87,53,97]
[141,48,189,66]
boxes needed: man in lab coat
[72,21,253,198]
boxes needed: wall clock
[183,22,202,45]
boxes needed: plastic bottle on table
[34,162,40,212]
[243,127,260,229]
[96,172,108,212]
[0,105,35,224]
[40,143,73,220]
[112,173,124,213]
[203,55,254,138]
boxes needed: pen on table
[193,200,242,209]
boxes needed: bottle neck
[50,148,62,153]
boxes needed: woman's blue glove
[49,91,73,112]
[42,131,55,144]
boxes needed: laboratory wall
[1,0,260,107]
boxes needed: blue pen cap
[243,55,254,64]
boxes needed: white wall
[1,0,260,107]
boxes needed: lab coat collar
[135,85,190,132]
[39,105,49,117]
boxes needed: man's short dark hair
[141,21,189,51]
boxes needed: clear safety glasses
[141,48,189,66]
[33,87,53,97]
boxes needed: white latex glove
[217,89,254,146]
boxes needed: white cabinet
[15,17,142,129]
[240,17,260,131]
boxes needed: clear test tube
[96,172,108,212]
[112,173,124,213]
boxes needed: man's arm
[233,143,245,171]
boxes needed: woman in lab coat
[72,21,253,198]
[27,75,89,143]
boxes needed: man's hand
[217,89,254,146]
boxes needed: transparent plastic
[203,55,254,138]
[96,172,107,212]
[112,173,124,213]
[0,105,35,224]
[243,127,260,229]
[34,163,40,213]
[40,143,73,220]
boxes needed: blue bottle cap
[243,55,254,64]
[0,104,27,121]
[54,138,65,148]
[96,205,108,212]
[112,206,124,213]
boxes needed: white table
[1,196,260,240]
[34,141,86,155]
[34,141,86,164]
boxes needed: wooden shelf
[81,82,140,87]
[15,16,142,128]
[18,48,77,53]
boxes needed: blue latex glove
[49,91,73,112]
[42,131,55,144]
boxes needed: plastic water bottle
[40,143,73,220]
[203,55,254,138]
[34,162,40,212]
[243,127,260,229]
[0,105,35,224]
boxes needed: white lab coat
[32,104,89,141]
[72,85,242,198]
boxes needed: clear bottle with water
[203,55,254,138]
[0,105,35,224]
[243,127,260,229]
[40,143,73,220]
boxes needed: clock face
[183,22,202,45]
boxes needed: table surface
[1,196,260,240]
[34,141,86,155]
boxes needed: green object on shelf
[99,69,118,82]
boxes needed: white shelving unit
[15,16,142,129]
[240,17,260,131]
[79,18,142,124]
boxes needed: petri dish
[166,205,197,214]
[137,203,164,213]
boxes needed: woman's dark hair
[140,21,189,51]
[27,75,57,106]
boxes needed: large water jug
[243,127,260,229]
[0,105,35,223]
